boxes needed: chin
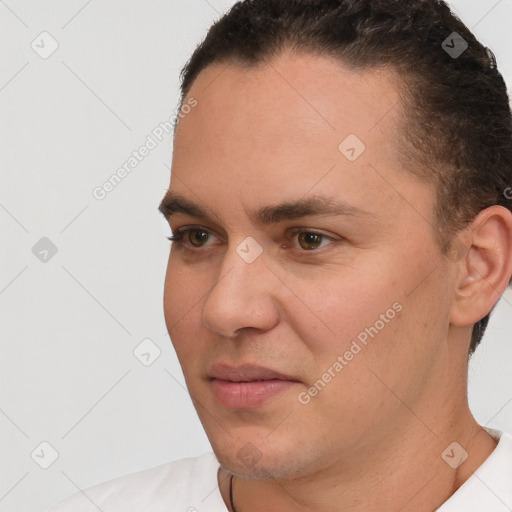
[210,432,321,480]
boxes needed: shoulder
[45,452,227,512]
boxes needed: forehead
[174,52,405,177]
[169,52,434,231]
[179,51,404,141]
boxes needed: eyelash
[167,227,338,252]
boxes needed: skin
[160,51,512,511]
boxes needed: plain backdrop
[1,1,511,510]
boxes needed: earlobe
[450,205,512,327]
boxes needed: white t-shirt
[47,428,511,512]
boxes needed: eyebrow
[158,192,374,225]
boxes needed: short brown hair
[178,0,512,355]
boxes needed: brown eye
[187,229,211,247]
[297,232,325,250]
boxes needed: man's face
[161,52,458,479]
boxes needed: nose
[201,241,280,338]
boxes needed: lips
[208,363,300,409]
[209,363,298,382]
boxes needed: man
[49,0,512,510]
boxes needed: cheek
[163,256,204,360]
[163,252,203,317]
[285,247,450,384]
[163,257,183,325]
[285,268,403,361]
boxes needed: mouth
[208,363,301,409]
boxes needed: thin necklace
[229,474,239,512]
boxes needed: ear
[450,205,512,328]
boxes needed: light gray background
[1,1,511,511]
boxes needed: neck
[219,366,498,512]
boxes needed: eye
[167,227,217,248]
[167,227,338,252]
[290,229,336,251]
